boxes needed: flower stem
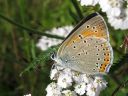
[111,79,128,96]
[71,0,83,20]
[0,13,65,40]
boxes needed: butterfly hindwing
[58,37,113,75]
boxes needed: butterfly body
[52,13,113,75]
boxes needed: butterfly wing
[56,13,113,75]
[58,37,113,75]
[57,13,109,57]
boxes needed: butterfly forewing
[57,13,109,57]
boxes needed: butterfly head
[51,52,63,66]
[51,52,56,60]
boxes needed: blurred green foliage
[0,0,128,96]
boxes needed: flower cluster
[24,94,31,96]
[36,26,73,50]
[78,0,128,30]
[46,64,107,96]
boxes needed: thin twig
[111,79,128,96]
[71,0,83,20]
[0,13,64,40]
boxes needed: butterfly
[51,13,113,75]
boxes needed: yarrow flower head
[46,82,62,96]
[62,90,77,96]
[78,0,99,6]
[46,64,108,96]
[24,94,31,96]
[78,0,128,30]
[36,26,73,50]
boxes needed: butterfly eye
[51,53,56,60]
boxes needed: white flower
[81,74,93,83]
[107,8,128,29]
[77,0,128,29]
[93,76,107,90]
[86,83,100,96]
[106,7,121,17]
[63,68,73,76]
[72,71,83,83]
[50,68,59,80]
[99,0,123,16]
[107,15,123,29]
[86,76,107,96]
[57,73,73,88]
[74,82,87,95]
[72,72,92,84]
[78,0,99,6]
[62,90,77,96]
[24,94,31,96]
[37,26,73,50]
[98,0,111,12]
[36,36,62,50]
[46,65,108,96]
[46,82,62,96]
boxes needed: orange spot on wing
[66,28,107,46]
[99,51,110,72]
[81,30,107,39]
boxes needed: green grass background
[0,0,128,96]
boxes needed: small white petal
[121,19,128,29]
[81,74,93,83]
[107,7,121,17]
[93,76,107,90]
[24,94,31,96]
[99,0,111,12]
[57,73,72,88]
[36,26,73,50]
[46,82,62,96]
[63,68,72,76]
[62,90,77,96]
[86,83,100,96]
[74,82,87,95]
[72,71,83,83]
[78,0,99,6]
[50,68,59,80]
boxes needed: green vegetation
[0,0,127,96]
